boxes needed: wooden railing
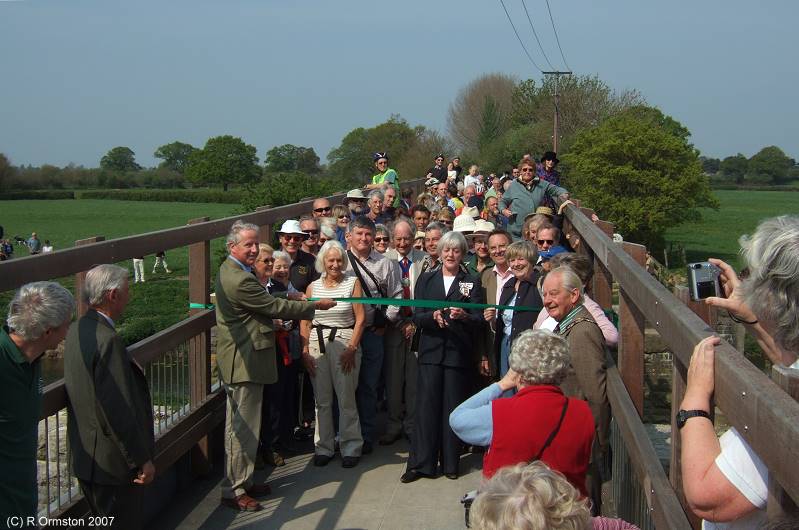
[564,204,799,527]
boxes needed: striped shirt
[311,275,357,328]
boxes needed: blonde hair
[470,461,591,530]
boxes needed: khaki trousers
[383,323,417,438]
[308,327,363,457]
[221,381,263,498]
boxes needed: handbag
[461,398,570,527]
[347,250,389,329]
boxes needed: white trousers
[132,259,145,282]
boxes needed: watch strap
[677,409,711,429]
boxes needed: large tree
[100,146,141,172]
[186,135,260,191]
[0,153,14,192]
[264,144,320,174]
[747,146,795,184]
[562,107,717,249]
[719,154,748,184]
[154,141,197,174]
[447,73,516,156]
[700,156,721,175]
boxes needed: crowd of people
[0,229,53,261]
[1,149,797,529]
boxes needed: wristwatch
[676,409,711,429]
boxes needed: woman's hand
[302,352,316,378]
[704,258,758,324]
[448,307,467,320]
[484,308,496,322]
[682,336,721,410]
[480,356,490,376]
[498,369,520,392]
[339,344,357,374]
[402,321,416,340]
[433,310,448,328]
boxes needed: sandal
[221,494,262,512]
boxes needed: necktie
[400,257,412,316]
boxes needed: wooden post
[587,214,614,311]
[74,236,105,317]
[767,365,799,520]
[619,242,647,418]
[255,205,273,247]
[187,217,212,475]
[669,358,702,529]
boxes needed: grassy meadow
[663,190,799,270]
[1,199,240,349]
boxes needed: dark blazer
[493,272,544,371]
[413,267,484,368]
[64,310,154,485]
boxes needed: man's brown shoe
[221,494,262,512]
[246,483,272,497]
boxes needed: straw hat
[453,214,477,234]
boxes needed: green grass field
[663,190,799,269]
[1,199,241,351]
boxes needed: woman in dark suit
[483,241,542,387]
[401,231,485,483]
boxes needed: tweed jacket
[64,310,154,485]
[556,304,611,454]
[215,257,315,385]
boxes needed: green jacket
[372,168,401,207]
[499,178,567,240]
[215,258,315,385]
[64,310,155,485]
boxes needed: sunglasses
[537,239,554,245]
[305,230,319,236]
[338,215,350,221]
[520,167,535,173]
[314,207,331,213]
[374,237,390,243]
[283,235,304,241]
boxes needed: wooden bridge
[2,179,798,529]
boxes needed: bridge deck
[153,437,483,530]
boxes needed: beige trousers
[308,327,363,457]
[221,381,262,498]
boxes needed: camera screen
[695,280,717,300]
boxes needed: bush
[2,190,76,200]
[78,189,243,203]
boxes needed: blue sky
[1,0,797,168]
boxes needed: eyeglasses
[537,239,554,245]
[338,215,350,221]
[258,258,274,263]
[520,167,535,173]
[374,237,390,243]
[314,207,331,213]
[283,235,304,241]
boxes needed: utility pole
[542,71,571,153]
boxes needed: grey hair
[505,241,538,264]
[349,215,376,235]
[425,221,449,235]
[315,240,349,273]
[272,250,291,266]
[509,329,571,386]
[226,220,260,246]
[368,189,384,203]
[739,215,799,352]
[319,223,336,240]
[84,264,129,307]
[470,461,591,530]
[549,266,584,303]
[375,223,390,238]
[6,281,76,341]
[438,230,468,255]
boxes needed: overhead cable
[545,0,571,71]
[520,0,555,71]
[497,0,544,73]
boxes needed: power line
[497,0,543,73]
[544,0,571,71]
[520,0,555,71]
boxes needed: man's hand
[484,308,496,322]
[302,352,317,378]
[704,258,758,324]
[288,292,306,301]
[479,356,490,377]
[134,461,155,485]
[402,322,416,340]
[498,369,519,392]
[682,336,720,410]
[314,298,337,310]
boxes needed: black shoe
[400,469,425,483]
[341,456,359,468]
[313,454,333,467]
[379,432,401,446]
[361,442,374,455]
[445,473,458,480]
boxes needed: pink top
[533,295,619,347]
[592,517,640,529]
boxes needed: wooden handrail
[564,204,799,508]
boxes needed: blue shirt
[449,383,504,447]
[228,255,252,273]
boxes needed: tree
[700,156,721,174]
[0,153,15,192]
[264,144,320,174]
[477,96,504,152]
[747,146,794,184]
[562,107,717,249]
[185,135,260,191]
[241,171,334,210]
[100,146,141,172]
[719,154,748,184]
[447,73,517,155]
[154,141,197,174]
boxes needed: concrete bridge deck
[153,436,483,530]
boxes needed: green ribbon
[307,296,542,313]
[189,303,215,310]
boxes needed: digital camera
[687,262,721,301]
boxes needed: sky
[1,0,797,168]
